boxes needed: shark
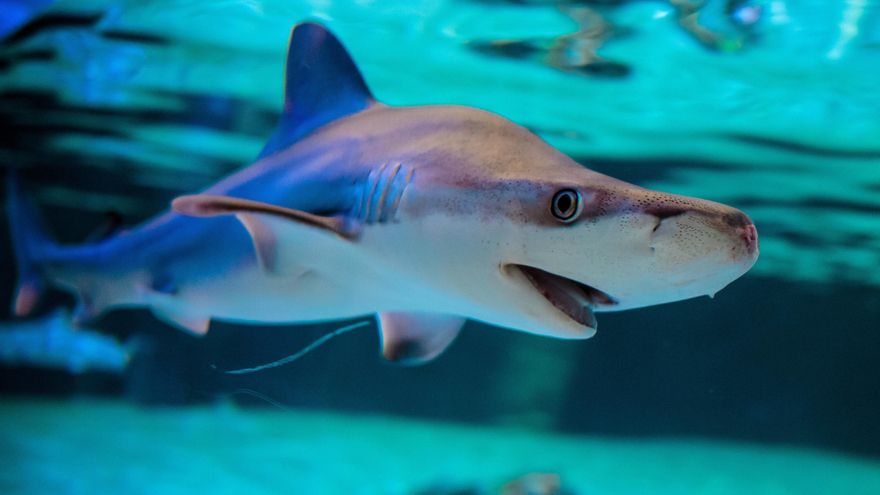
[7,22,758,365]
[0,309,131,374]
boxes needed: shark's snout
[717,210,760,261]
[650,205,758,262]
[719,209,759,256]
[740,222,759,257]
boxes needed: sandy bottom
[0,399,878,495]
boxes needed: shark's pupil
[557,195,572,212]
[552,189,580,222]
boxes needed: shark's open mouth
[509,264,618,329]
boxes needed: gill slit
[376,162,402,223]
[361,162,386,223]
[388,167,415,222]
[357,162,413,225]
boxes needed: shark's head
[395,106,759,338]
[501,170,759,322]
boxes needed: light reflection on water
[0,0,878,288]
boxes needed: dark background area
[1,162,878,460]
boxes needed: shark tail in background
[6,170,59,317]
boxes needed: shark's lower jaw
[508,264,618,329]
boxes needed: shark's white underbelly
[185,216,582,339]
[163,216,498,327]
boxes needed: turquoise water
[2,1,878,285]
[1,1,879,494]
[2,399,880,495]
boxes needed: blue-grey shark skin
[8,22,758,364]
[0,309,129,374]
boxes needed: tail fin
[6,170,57,317]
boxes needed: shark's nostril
[743,223,759,254]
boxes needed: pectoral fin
[172,194,362,274]
[378,312,465,365]
[234,214,278,273]
[173,195,360,239]
[151,307,210,336]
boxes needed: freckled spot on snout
[721,210,752,229]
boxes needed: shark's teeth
[512,264,617,328]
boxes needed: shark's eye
[551,189,581,222]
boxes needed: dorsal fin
[258,22,378,160]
